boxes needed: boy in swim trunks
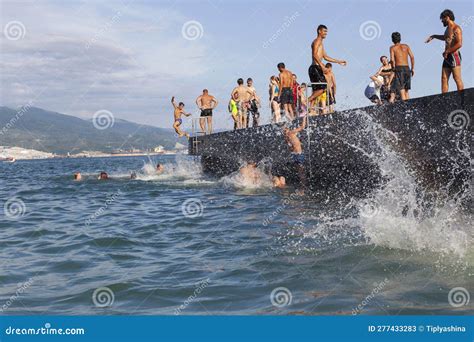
[277,62,295,121]
[425,9,464,93]
[388,32,415,103]
[171,96,192,138]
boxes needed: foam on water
[221,161,274,190]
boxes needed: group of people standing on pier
[172,8,464,138]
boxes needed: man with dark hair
[277,63,295,121]
[171,96,192,138]
[308,24,346,107]
[246,78,260,127]
[231,78,253,128]
[389,32,415,102]
[195,89,218,134]
[425,9,464,92]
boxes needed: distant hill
[0,106,178,154]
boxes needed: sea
[0,141,472,315]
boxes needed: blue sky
[1,0,472,130]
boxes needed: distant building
[154,145,165,153]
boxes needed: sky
[1,0,472,131]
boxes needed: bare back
[232,86,251,102]
[391,44,410,67]
[197,94,217,109]
[280,70,293,88]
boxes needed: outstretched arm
[425,34,445,43]
[171,96,177,109]
[293,116,307,133]
[323,54,347,66]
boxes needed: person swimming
[130,171,137,180]
[171,96,192,138]
[156,164,164,174]
[272,176,286,188]
[98,172,108,180]
[74,172,82,181]
[238,161,262,185]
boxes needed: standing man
[231,78,253,129]
[308,25,347,106]
[277,63,295,121]
[425,9,463,93]
[389,32,415,102]
[195,89,218,135]
[246,78,261,128]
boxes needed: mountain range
[0,106,179,154]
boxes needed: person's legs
[441,67,451,93]
[199,117,205,133]
[389,91,396,103]
[308,89,323,104]
[452,66,464,91]
[272,101,280,122]
[207,116,212,134]
[399,89,407,101]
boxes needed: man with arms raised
[231,78,253,129]
[195,89,218,135]
[389,32,415,102]
[425,9,463,93]
[277,63,295,121]
[308,25,346,107]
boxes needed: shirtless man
[425,9,464,93]
[389,32,415,102]
[195,89,218,134]
[246,78,261,128]
[325,63,336,113]
[239,162,261,184]
[171,96,191,138]
[277,62,295,121]
[283,116,307,185]
[231,78,253,129]
[308,25,346,106]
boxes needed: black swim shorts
[391,66,411,92]
[308,64,327,91]
[280,87,293,105]
[200,108,213,117]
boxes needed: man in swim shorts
[171,96,192,138]
[389,32,415,103]
[246,78,261,128]
[195,89,218,134]
[277,62,295,121]
[308,25,346,107]
[425,9,464,93]
[231,78,253,128]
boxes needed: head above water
[99,172,108,180]
[391,32,401,44]
[317,24,328,38]
[380,55,389,65]
[237,78,244,85]
[277,62,285,71]
[440,9,455,27]
[74,172,81,181]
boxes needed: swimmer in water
[283,116,307,187]
[171,96,192,138]
[273,176,286,188]
[98,172,108,180]
[74,172,82,181]
[239,161,261,185]
[156,164,164,174]
[130,171,137,180]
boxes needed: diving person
[171,96,192,138]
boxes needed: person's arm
[211,96,219,109]
[323,54,347,66]
[425,34,445,43]
[445,27,462,54]
[332,75,336,97]
[171,96,177,109]
[408,46,415,76]
[375,65,385,76]
[195,96,202,109]
[293,116,307,133]
[389,46,396,68]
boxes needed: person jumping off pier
[195,89,218,135]
[308,25,346,109]
[171,96,191,138]
[425,9,464,93]
[283,116,307,187]
[389,32,415,103]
